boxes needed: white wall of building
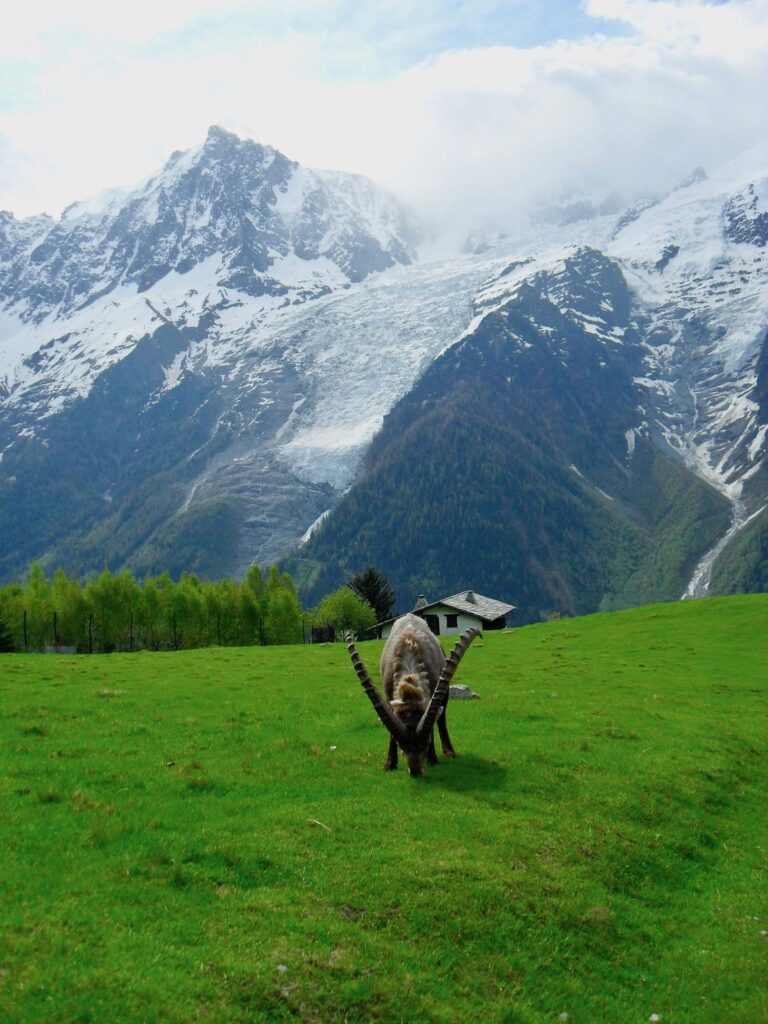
[380,607,483,639]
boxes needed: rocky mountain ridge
[1,126,419,321]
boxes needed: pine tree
[347,567,395,622]
[0,614,15,653]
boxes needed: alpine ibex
[345,613,480,776]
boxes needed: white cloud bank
[0,0,766,231]
[382,0,768,229]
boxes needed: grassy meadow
[1,595,766,1023]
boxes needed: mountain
[0,127,427,579]
[292,152,768,615]
[289,247,731,617]
[0,131,766,618]
[0,126,419,321]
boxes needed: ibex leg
[426,729,439,765]
[437,705,457,757]
[384,736,399,770]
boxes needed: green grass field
[1,595,766,1023]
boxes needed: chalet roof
[374,590,516,630]
[423,590,516,621]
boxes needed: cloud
[0,0,765,230]
[380,1,768,230]
[0,0,250,57]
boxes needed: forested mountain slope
[291,249,731,619]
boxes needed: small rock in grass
[449,684,480,700]
[276,964,288,974]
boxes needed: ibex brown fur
[346,613,479,776]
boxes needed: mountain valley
[1,129,766,617]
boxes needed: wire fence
[2,609,335,654]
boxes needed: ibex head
[345,614,479,776]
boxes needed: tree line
[0,564,395,654]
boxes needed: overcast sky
[1,0,766,226]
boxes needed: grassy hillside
[1,596,766,1023]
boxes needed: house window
[445,614,458,628]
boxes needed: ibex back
[345,613,480,776]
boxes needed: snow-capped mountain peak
[0,128,423,422]
[0,127,421,326]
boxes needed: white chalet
[376,590,516,639]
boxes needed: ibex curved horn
[345,633,409,744]
[417,627,480,738]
